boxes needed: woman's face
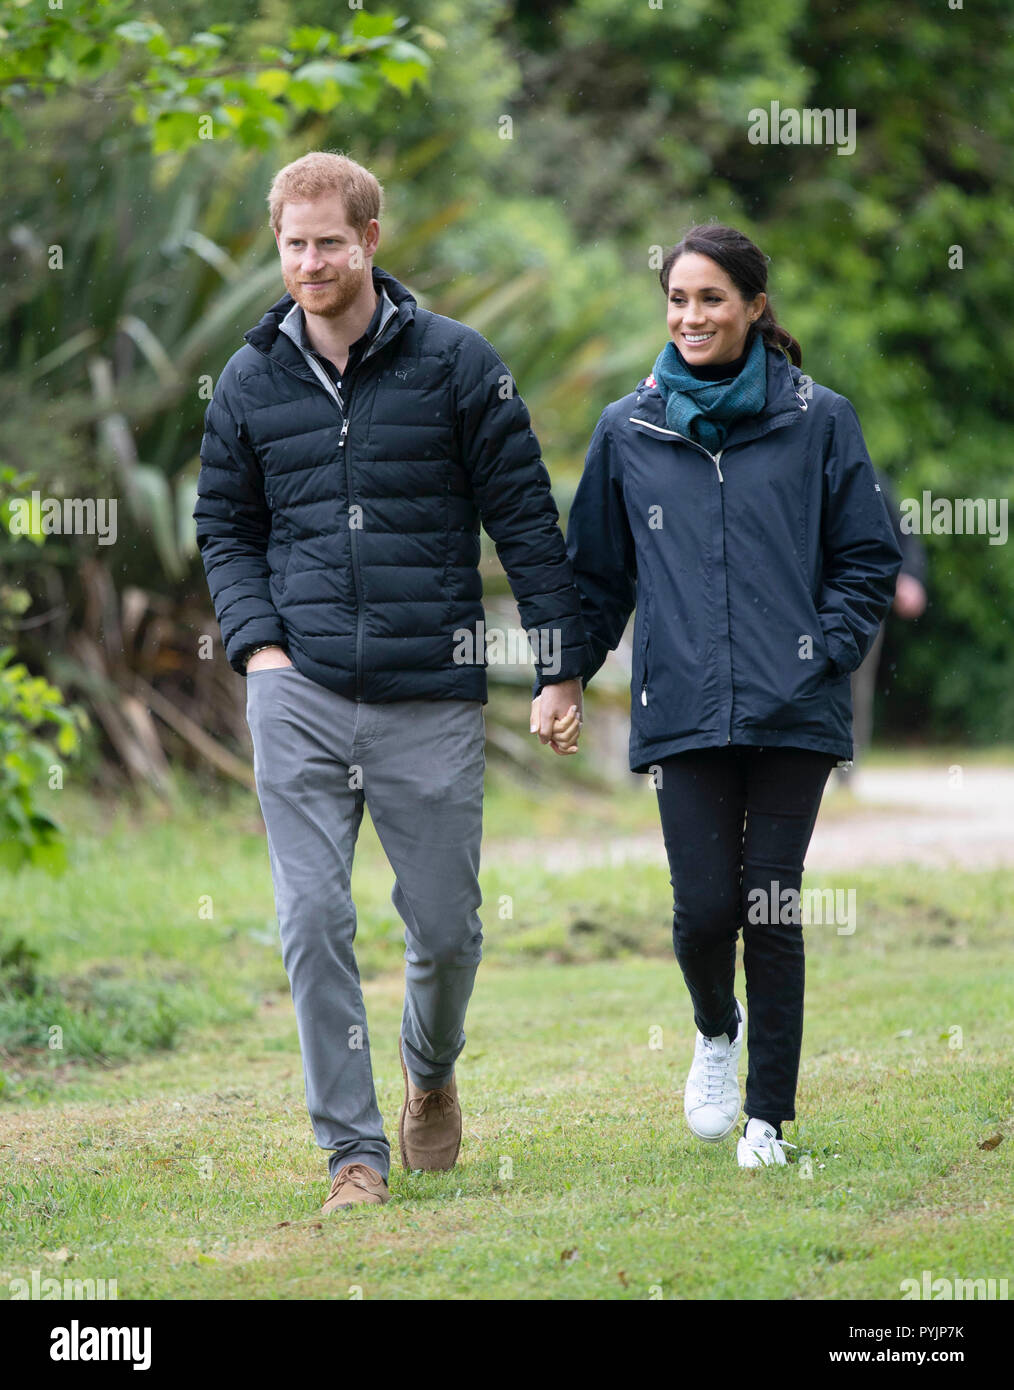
[666,252,766,366]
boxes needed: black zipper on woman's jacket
[715,464,734,744]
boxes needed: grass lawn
[0,768,1011,1300]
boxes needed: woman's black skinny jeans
[655,745,837,1131]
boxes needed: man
[194,151,587,1212]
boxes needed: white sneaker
[737,1117,797,1168]
[683,998,744,1141]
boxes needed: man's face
[275,195,379,318]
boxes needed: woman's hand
[549,704,581,753]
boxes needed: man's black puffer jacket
[194,266,589,701]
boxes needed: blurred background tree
[1,0,1011,796]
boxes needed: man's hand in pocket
[246,646,292,672]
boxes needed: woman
[542,224,902,1167]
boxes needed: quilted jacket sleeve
[818,398,904,675]
[454,328,590,696]
[563,407,637,689]
[193,363,287,674]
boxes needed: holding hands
[530,678,583,755]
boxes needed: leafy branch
[0,4,431,152]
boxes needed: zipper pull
[338,417,349,448]
[714,450,724,482]
[641,685,648,706]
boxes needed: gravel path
[490,766,1014,873]
[807,766,1014,869]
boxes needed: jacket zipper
[337,392,365,701]
[629,415,729,736]
[338,314,402,702]
[247,309,403,704]
[628,417,725,481]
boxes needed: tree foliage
[0,0,429,152]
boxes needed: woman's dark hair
[659,224,802,368]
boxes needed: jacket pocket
[264,485,294,596]
[637,584,653,706]
[278,543,294,595]
[795,506,833,673]
[801,591,842,684]
[266,538,293,598]
[265,548,293,611]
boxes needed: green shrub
[0,643,88,873]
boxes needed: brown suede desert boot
[321,1162,390,1213]
[398,1037,462,1171]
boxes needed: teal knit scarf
[652,330,768,453]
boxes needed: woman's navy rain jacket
[566,345,904,772]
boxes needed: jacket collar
[631,344,807,453]
[277,283,396,357]
[243,265,417,383]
